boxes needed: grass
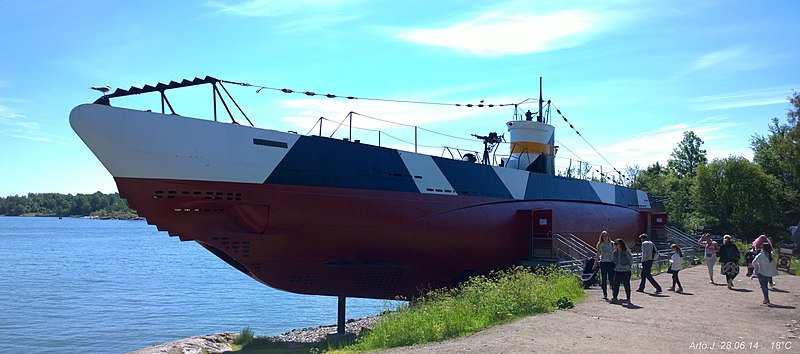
[233,326,255,347]
[329,266,584,353]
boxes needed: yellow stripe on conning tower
[510,141,556,155]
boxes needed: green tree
[667,131,707,179]
[751,92,800,228]
[693,157,782,239]
[629,162,668,194]
[0,192,136,217]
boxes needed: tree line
[0,192,137,219]
[629,92,799,242]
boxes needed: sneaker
[709,280,714,284]
[610,298,619,304]
[655,289,662,294]
[667,287,675,291]
[635,289,645,293]
[677,288,684,293]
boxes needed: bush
[339,266,584,352]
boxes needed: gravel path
[129,265,798,354]
[379,265,799,354]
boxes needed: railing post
[414,126,418,153]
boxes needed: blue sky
[1,0,798,197]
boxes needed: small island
[0,192,139,220]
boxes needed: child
[744,248,757,277]
[668,244,683,292]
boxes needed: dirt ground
[380,265,799,354]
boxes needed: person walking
[595,231,615,300]
[752,234,775,287]
[698,233,718,284]
[668,244,683,293]
[751,243,778,306]
[636,233,662,293]
[718,234,740,289]
[611,238,634,305]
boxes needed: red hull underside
[117,177,647,299]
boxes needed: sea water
[0,216,394,353]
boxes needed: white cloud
[206,0,339,17]
[206,0,364,30]
[690,86,797,111]
[278,96,497,132]
[689,46,746,72]
[0,103,54,143]
[557,115,746,174]
[395,9,602,56]
[678,45,779,79]
[263,88,520,154]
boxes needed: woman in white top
[751,243,778,305]
[595,231,615,300]
[668,244,683,293]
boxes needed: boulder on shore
[126,332,237,354]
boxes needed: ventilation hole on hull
[288,275,317,286]
[241,242,250,257]
[355,272,402,294]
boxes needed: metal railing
[666,226,701,251]
[553,233,597,263]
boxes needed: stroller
[581,258,599,289]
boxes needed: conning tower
[505,78,556,174]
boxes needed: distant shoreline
[1,214,143,221]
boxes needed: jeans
[599,262,615,297]
[757,274,772,303]
[638,260,662,291]
[612,271,631,300]
[671,270,682,289]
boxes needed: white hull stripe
[398,152,457,195]
[589,181,616,205]
[493,166,528,200]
